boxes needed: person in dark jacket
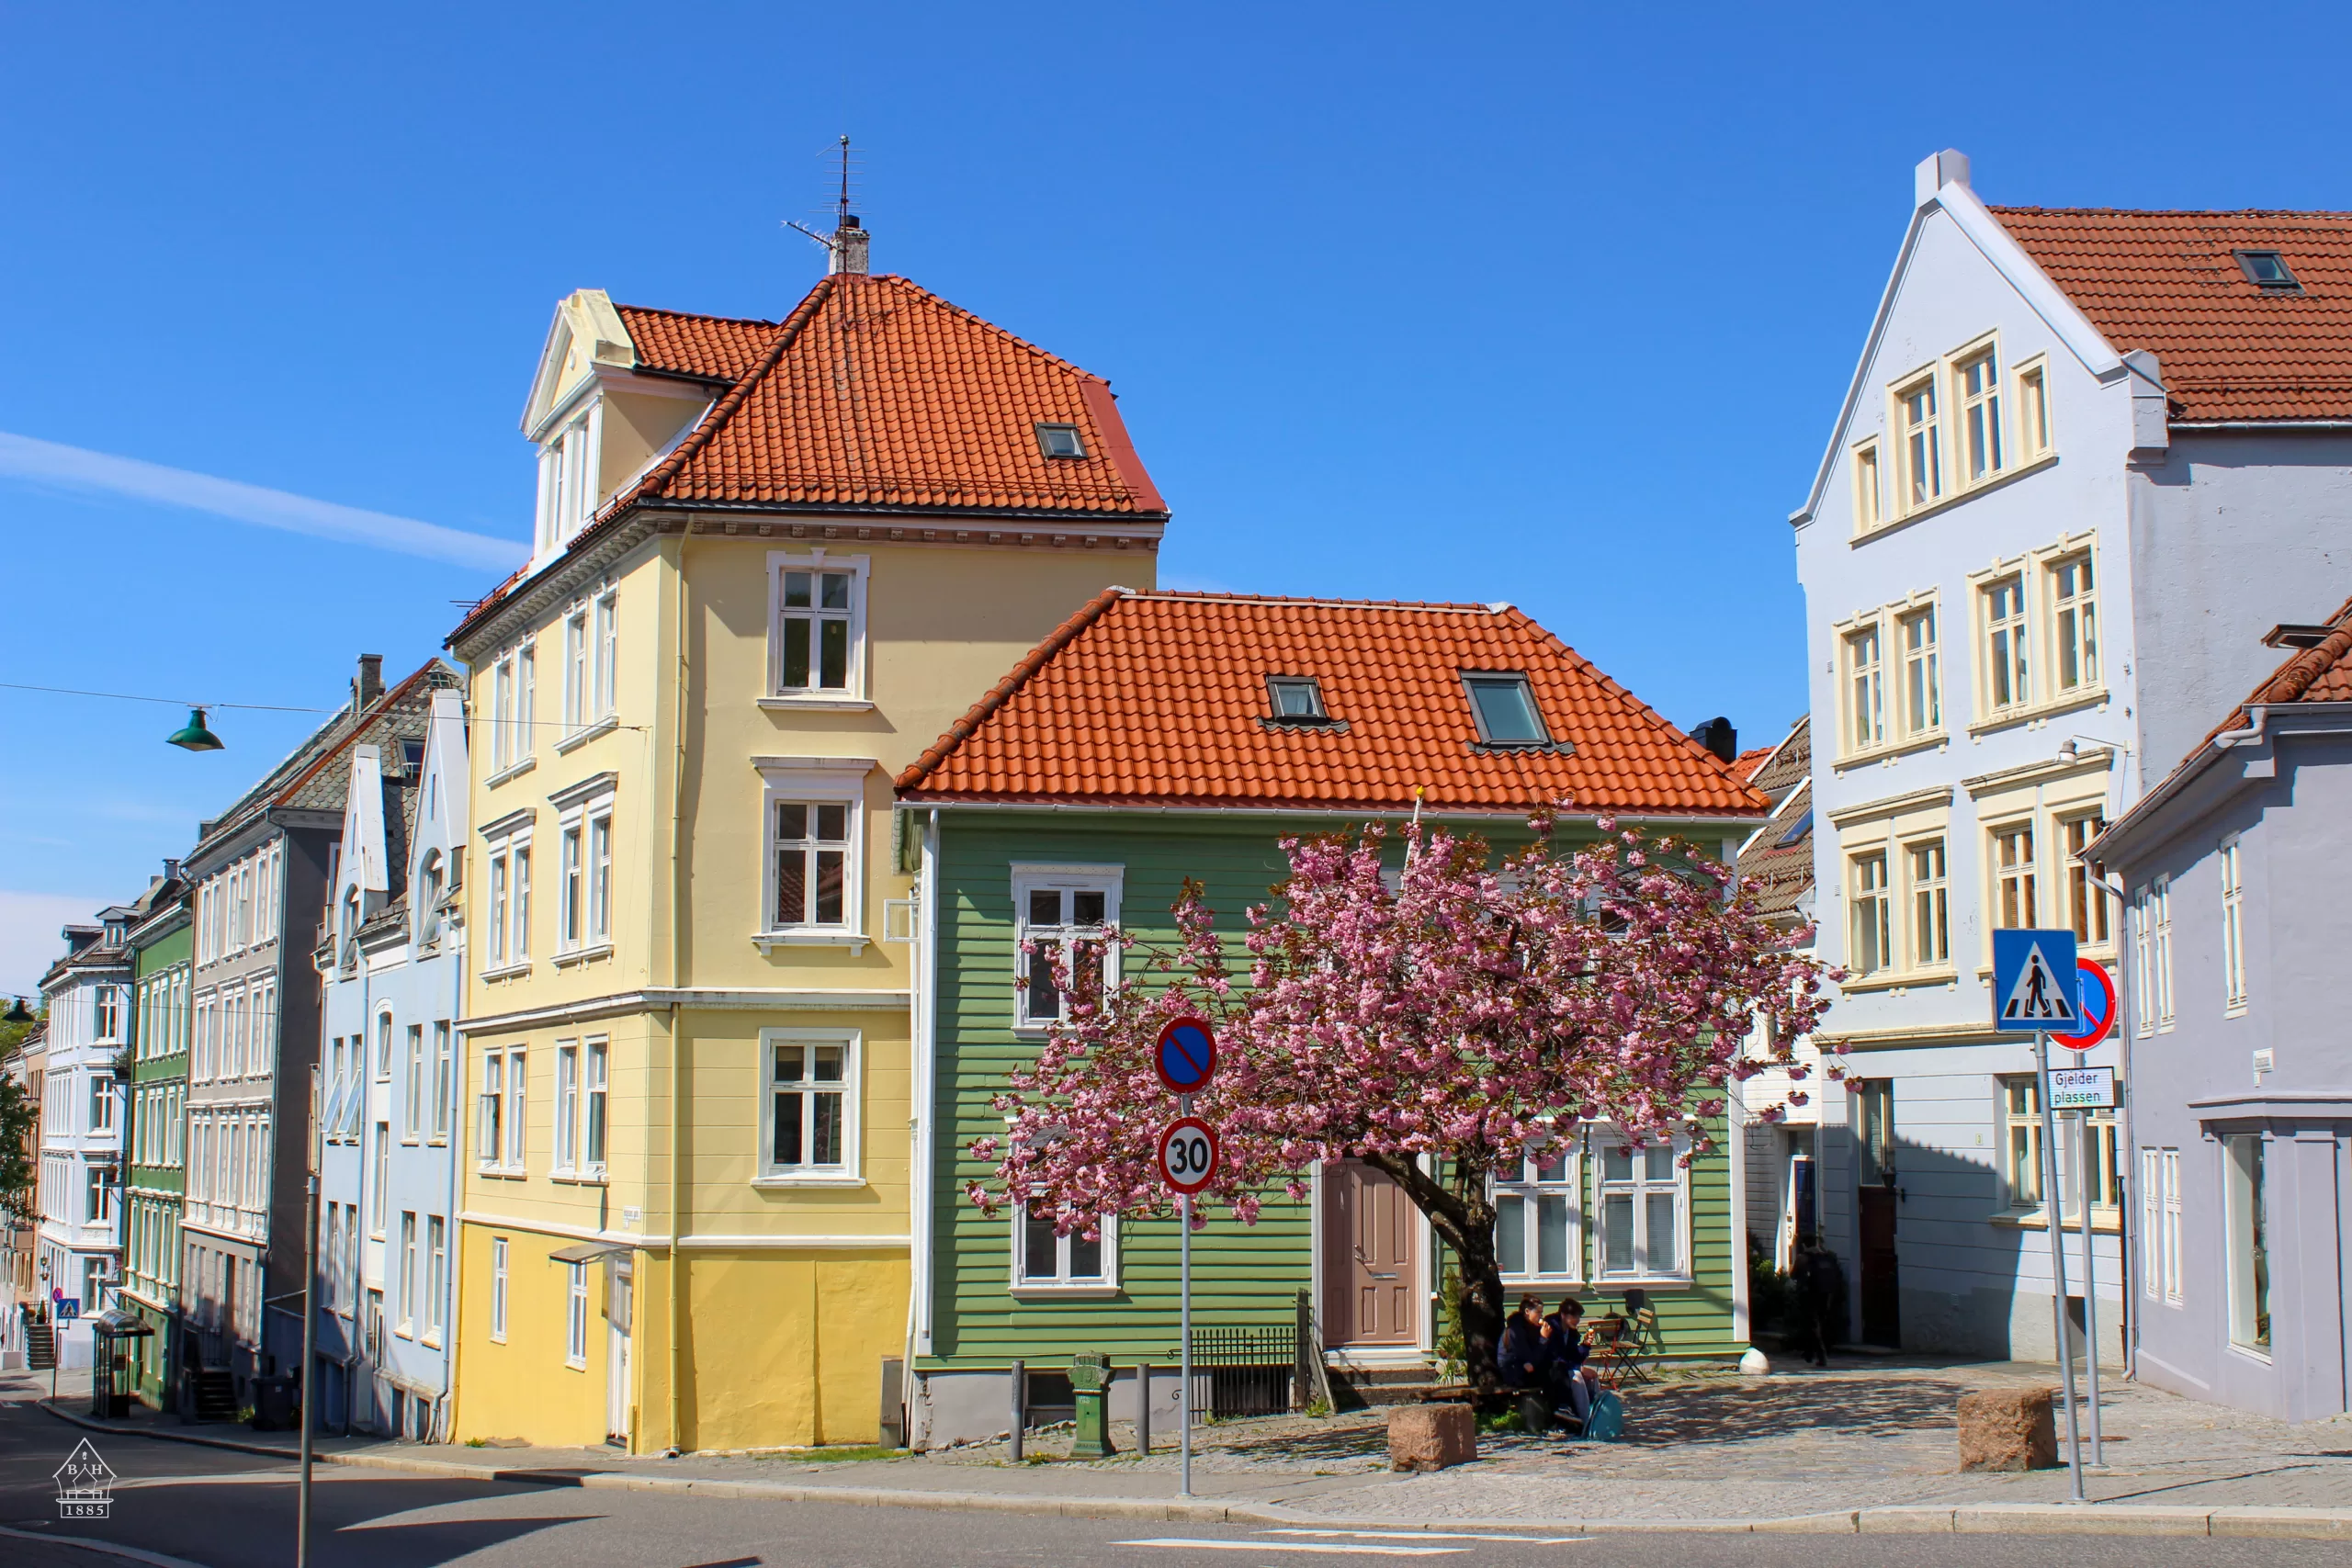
[1544,1297,1600,1423]
[1497,1294,1553,1390]
[1793,1239,1845,1368]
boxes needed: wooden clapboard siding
[920,809,1744,1369]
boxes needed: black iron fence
[1188,1322,1296,1417]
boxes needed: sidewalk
[16,1359,2352,1539]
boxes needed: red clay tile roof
[613,273,1165,518]
[1993,208,2352,422]
[1732,747,1773,784]
[612,303,777,384]
[896,592,1770,817]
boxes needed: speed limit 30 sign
[1158,1117,1219,1195]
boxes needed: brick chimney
[354,653,384,712]
[831,214,869,276]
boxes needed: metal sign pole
[1178,1089,1193,1500]
[2076,1111,2104,1465]
[2036,1032,2086,1503]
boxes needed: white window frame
[2150,875,2175,1032]
[1848,851,1891,976]
[565,1261,589,1369]
[2016,355,2054,462]
[431,1022,452,1144]
[504,1047,527,1172]
[756,1027,863,1187]
[1850,438,1883,534]
[583,1038,608,1177]
[1011,863,1125,1032]
[1493,1134,1585,1284]
[490,1235,509,1341]
[1990,819,2038,932]
[2222,1133,2271,1356]
[397,1211,417,1337]
[477,1051,504,1168]
[1980,572,2030,717]
[2064,811,2113,950]
[554,1041,580,1176]
[752,758,873,951]
[1894,370,1943,513]
[424,1214,447,1347]
[1010,1206,1120,1298]
[481,816,535,977]
[1592,1132,1691,1284]
[594,588,618,719]
[2048,550,2099,698]
[561,604,591,737]
[2220,837,2248,1015]
[549,781,616,963]
[402,1023,424,1142]
[1897,603,1941,739]
[763,550,872,706]
[1953,338,2005,487]
[1905,836,1950,968]
[1843,622,1885,753]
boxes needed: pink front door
[1324,1161,1419,1346]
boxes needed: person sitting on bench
[1498,1295,1553,1393]
[1543,1297,1600,1425]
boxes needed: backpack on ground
[1580,1389,1626,1441]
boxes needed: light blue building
[316,686,468,1438]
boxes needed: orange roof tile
[1732,746,1773,784]
[614,273,1165,518]
[1993,208,2352,422]
[2199,592,2352,755]
[613,303,777,383]
[896,592,1770,818]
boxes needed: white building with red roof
[1790,151,2352,1365]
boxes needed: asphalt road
[3,1394,2346,1568]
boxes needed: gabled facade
[3,1019,45,1370]
[178,653,458,1409]
[316,688,469,1438]
[2090,596,2352,1420]
[122,865,191,1409]
[447,219,1168,1453]
[1792,151,2352,1359]
[35,912,134,1370]
[896,590,1770,1444]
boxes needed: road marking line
[1263,1529,1590,1543]
[1114,1540,1463,1556]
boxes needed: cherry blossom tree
[969,815,1833,1390]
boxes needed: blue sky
[6,1,2352,992]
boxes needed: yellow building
[447,220,1167,1452]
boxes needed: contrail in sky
[0,430,526,571]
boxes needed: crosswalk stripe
[1114,1540,1464,1556]
[1263,1529,1590,1544]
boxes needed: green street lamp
[166,706,224,751]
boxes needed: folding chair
[1615,1288,1663,1386]
[1588,1311,1635,1390]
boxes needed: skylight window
[2234,250,2301,291]
[1035,423,1087,459]
[1265,675,1328,721]
[1462,671,1552,746]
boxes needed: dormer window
[1035,423,1086,459]
[2234,250,2301,292]
[1462,671,1552,747]
[1265,675,1329,722]
[537,409,601,554]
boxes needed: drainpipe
[437,898,464,1442]
[901,807,942,1443]
[666,521,692,1454]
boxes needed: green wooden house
[894,590,1770,1445]
[122,864,192,1410]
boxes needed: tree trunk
[1360,1150,1508,1393]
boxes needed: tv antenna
[786,135,865,271]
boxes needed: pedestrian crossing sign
[1992,929,2080,1031]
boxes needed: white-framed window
[1595,1136,1688,1280]
[88,1072,116,1133]
[1494,1138,1582,1280]
[755,759,871,943]
[1898,604,1940,738]
[554,1042,580,1175]
[484,823,534,971]
[431,1022,452,1142]
[1012,864,1123,1028]
[397,1211,417,1335]
[1955,343,2004,484]
[1851,440,1883,533]
[490,1235,509,1341]
[1849,851,1891,976]
[766,552,870,701]
[537,411,597,554]
[588,807,613,944]
[425,1215,447,1344]
[594,588,618,719]
[2001,1076,2043,1209]
[478,1051,504,1166]
[417,850,447,946]
[2018,359,2053,460]
[94,984,122,1043]
[2135,876,2175,1033]
[2064,813,2111,947]
[403,1024,424,1140]
[559,822,584,949]
[583,1039,608,1175]
[561,605,591,735]
[1991,822,2037,930]
[1013,1207,1116,1293]
[1907,838,1949,966]
[2157,1147,2183,1303]
[504,1048,527,1171]
[1896,373,1942,510]
[565,1262,589,1369]
[371,1122,388,1235]
[2050,552,2098,695]
[2220,837,2248,1013]
[1982,574,2030,714]
[492,651,516,773]
[760,1028,860,1183]
[2223,1134,2271,1354]
[375,1008,393,1080]
[1844,623,1884,751]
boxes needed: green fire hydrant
[1069,1352,1116,1459]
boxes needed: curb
[32,1402,2352,1540]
